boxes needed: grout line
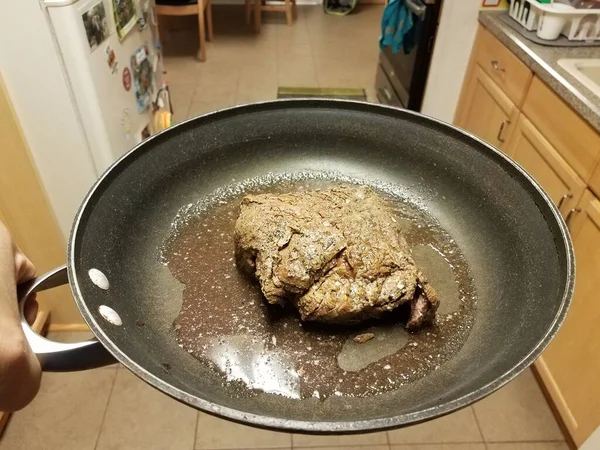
[386,430,391,447]
[470,405,486,443]
[93,367,119,450]
[192,411,201,450]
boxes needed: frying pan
[18,100,573,433]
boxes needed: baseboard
[47,323,90,332]
[0,310,50,436]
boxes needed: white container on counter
[537,3,576,40]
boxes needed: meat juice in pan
[163,176,477,400]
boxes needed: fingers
[14,247,36,284]
[24,297,39,326]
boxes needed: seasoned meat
[234,185,439,329]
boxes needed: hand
[0,222,42,411]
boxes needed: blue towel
[379,0,420,54]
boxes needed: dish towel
[379,0,421,54]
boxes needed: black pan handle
[17,265,116,371]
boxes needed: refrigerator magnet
[121,108,132,140]
[130,44,153,112]
[111,0,138,41]
[82,0,109,52]
[105,45,119,74]
[122,67,132,91]
[137,0,150,31]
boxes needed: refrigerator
[44,0,169,173]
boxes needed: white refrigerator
[45,0,168,172]
[0,0,170,238]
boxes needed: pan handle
[18,265,116,372]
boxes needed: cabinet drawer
[590,162,600,198]
[523,77,600,181]
[472,26,532,107]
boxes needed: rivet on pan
[99,305,122,326]
[89,269,110,290]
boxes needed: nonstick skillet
[18,100,573,433]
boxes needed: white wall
[421,0,482,123]
[0,0,98,240]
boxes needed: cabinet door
[535,190,600,447]
[0,76,83,325]
[454,63,519,151]
[506,115,586,217]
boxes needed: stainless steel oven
[376,0,442,111]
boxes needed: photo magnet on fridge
[82,0,110,51]
[130,44,154,112]
[105,45,119,74]
[111,0,138,40]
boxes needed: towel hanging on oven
[379,0,422,54]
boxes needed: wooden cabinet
[457,25,600,447]
[0,75,84,326]
[506,115,586,217]
[523,77,600,181]
[471,26,533,106]
[536,190,600,447]
[455,63,519,151]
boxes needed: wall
[0,0,98,240]
[421,0,482,123]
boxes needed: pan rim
[67,99,574,433]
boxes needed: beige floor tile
[296,446,389,450]
[237,64,279,103]
[188,99,237,118]
[292,430,388,447]
[163,56,203,85]
[277,40,313,59]
[195,412,291,449]
[168,82,195,124]
[388,406,483,444]
[277,56,319,87]
[96,369,197,450]
[314,56,377,89]
[390,445,485,450]
[46,329,94,341]
[45,330,122,369]
[193,76,237,104]
[486,444,569,450]
[0,368,117,450]
[472,369,564,442]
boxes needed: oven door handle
[406,0,426,16]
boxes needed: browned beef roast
[234,185,439,329]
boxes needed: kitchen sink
[558,59,600,99]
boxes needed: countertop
[478,11,600,134]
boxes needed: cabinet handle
[491,60,505,72]
[557,193,573,209]
[497,120,510,143]
[565,208,581,227]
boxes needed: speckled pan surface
[67,100,573,433]
[479,11,600,133]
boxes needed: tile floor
[161,5,382,124]
[0,6,570,450]
[0,328,567,450]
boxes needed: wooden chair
[156,0,214,62]
[244,0,296,31]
